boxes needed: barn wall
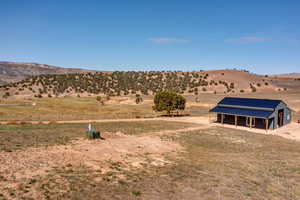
[284,107,292,125]
[268,117,275,130]
[270,102,292,129]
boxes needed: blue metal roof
[218,97,281,109]
[209,106,273,118]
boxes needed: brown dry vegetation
[2,90,300,122]
[0,97,157,121]
[1,122,300,199]
[1,86,300,199]
[0,121,198,152]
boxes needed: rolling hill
[0,61,96,84]
[1,62,299,98]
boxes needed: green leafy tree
[153,91,186,116]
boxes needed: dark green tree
[153,91,186,116]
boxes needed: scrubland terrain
[0,93,300,199]
[1,62,300,199]
[2,62,300,99]
[1,92,300,122]
[1,120,300,199]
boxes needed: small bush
[96,96,102,102]
[135,94,143,104]
[36,94,42,98]
[3,92,10,98]
[132,191,141,196]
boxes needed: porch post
[221,114,224,125]
[235,115,237,127]
[250,117,252,129]
[265,118,269,132]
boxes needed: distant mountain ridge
[271,73,300,78]
[0,61,96,84]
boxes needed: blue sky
[0,0,299,74]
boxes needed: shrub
[35,94,42,98]
[153,91,186,116]
[240,89,245,93]
[96,96,105,105]
[3,92,10,98]
[135,94,143,104]
[96,96,102,102]
[132,191,141,196]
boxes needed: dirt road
[1,116,300,142]
[0,116,209,125]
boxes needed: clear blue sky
[1,0,299,74]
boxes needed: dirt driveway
[0,116,209,125]
[1,115,300,142]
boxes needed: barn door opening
[278,109,284,127]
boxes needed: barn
[209,97,292,130]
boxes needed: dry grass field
[1,91,300,122]
[1,91,300,199]
[1,121,300,199]
[0,97,156,121]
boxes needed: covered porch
[214,113,274,131]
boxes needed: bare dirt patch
[0,133,181,181]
